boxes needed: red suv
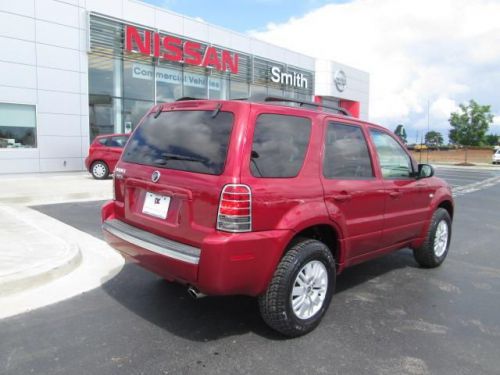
[85,134,129,179]
[102,98,454,336]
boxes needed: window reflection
[123,111,234,175]
[251,114,311,178]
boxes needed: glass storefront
[88,14,314,140]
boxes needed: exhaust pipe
[187,286,206,299]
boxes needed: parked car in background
[102,97,454,337]
[493,149,500,164]
[85,134,129,179]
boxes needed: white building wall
[0,0,88,173]
[0,0,368,173]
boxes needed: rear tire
[258,239,336,337]
[91,161,109,180]
[413,208,452,268]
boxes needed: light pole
[426,99,430,163]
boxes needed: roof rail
[262,96,351,117]
[175,97,200,101]
[175,95,351,116]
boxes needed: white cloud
[430,97,459,120]
[250,0,500,136]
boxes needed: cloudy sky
[146,0,500,142]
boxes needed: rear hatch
[113,101,247,247]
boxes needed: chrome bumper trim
[103,219,200,265]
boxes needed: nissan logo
[334,70,347,92]
[151,171,161,183]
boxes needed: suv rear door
[320,120,386,261]
[114,101,247,247]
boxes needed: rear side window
[107,136,128,148]
[250,114,311,178]
[323,122,374,178]
[122,110,234,175]
[370,130,413,178]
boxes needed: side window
[251,114,311,178]
[98,138,108,145]
[110,136,128,148]
[323,122,374,178]
[370,130,413,178]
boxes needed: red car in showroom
[102,97,454,336]
[85,134,129,179]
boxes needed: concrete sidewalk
[0,171,112,205]
[0,172,122,316]
[0,205,81,297]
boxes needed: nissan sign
[334,70,347,92]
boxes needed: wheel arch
[286,222,344,270]
[437,199,454,220]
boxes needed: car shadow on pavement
[101,249,418,342]
[336,249,419,294]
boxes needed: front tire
[91,161,109,180]
[259,239,336,337]
[413,208,452,268]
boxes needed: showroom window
[0,103,37,148]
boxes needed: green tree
[394,124,407,144]
[484,134,500,146]
[448,129,458,145]
[448,100,494,163]
[425,131,444,147]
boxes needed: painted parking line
[452,176,500,197]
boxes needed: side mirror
[418,164,434,179]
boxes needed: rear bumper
[103,219,200,264]
[102,201,292,296]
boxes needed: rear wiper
[211,103,222,118]
[154,153,207,165]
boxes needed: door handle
[389,191,402,199]
[332,194,352,202]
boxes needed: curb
[0,192,112,206]
[0,243,82,297]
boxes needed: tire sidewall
[283,242,336,334]
[91,161,109,180]
[428,209,452,265]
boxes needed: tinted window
[122,110,233,175]
[323,123,373,178]
[107,136,128,148]
[370,130,413,178]
[250,114,311,178]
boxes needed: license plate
[142,192,171,219]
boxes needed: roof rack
[175,95,351,116]
[175,97,199,101]
[262,96,351,116]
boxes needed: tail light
[217,184,252,232]
[113,167,126,202]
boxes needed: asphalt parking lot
[1,167,499,375]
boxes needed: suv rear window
[122,110,234,175]
[250,114,311,178]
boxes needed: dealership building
[0,0,369,173]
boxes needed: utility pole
[426,99,430,163]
